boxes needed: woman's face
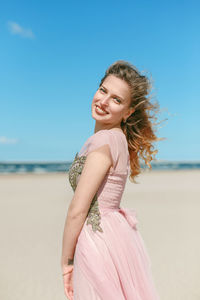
[91,75,134,128]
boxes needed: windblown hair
[99,60,163,183]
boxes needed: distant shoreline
[0,169,200,177]
[0,161,200,174]
[1,160,199,164]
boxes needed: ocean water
[0,161,200,174]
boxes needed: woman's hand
[62,265,74,299]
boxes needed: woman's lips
[95,105,108,115]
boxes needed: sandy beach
[0,170,200,300]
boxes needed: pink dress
[68,129,160,300]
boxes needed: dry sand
[0,170,200,300]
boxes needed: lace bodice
[68,152,103,233]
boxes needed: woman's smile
[95,105,109,115]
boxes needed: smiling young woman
[91,75,135,133]
[61,60,161,299]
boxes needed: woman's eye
[99,87,105,92]
[114,98,121,103]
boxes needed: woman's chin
[92,111,105,120]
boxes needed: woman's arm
[61,144,113,273]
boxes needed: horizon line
[0,160,200,164]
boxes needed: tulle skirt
[73,208,160,300]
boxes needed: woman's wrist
[67,258,74,265]
[62,258,74,276]
[62,265,74,276]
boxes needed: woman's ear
[129,107,135,116]
[124,107,135,121]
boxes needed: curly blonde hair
[99,60,163,183]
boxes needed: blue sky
[0,0,199,162]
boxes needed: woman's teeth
[96,106,108,114]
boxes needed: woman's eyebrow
[101,84,125,101]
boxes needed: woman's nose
[100,95,110,105]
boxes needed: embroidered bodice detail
[86,194,103,233]
[68,153,87,192]
[68,152,103,233]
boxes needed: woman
[61,60,161,299]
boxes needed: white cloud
[7,21,35,39]
[0,136,19,145]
